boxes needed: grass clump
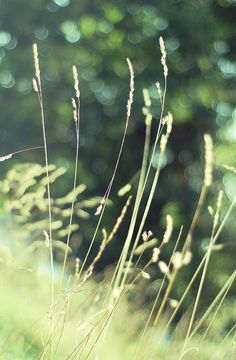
[0,37,235,359]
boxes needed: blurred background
[0,0,236,301]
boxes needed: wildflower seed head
[155,81,162,99]
[127,58,134,92]
[208,206,214,217]
[166,112,173,135]
[159,37,168,78]
[142,230,153,242]
[71,98,77,122]
[113,288,121,299]
[217,190,223,210]
[72,65,80,101]
[159,37,166,59]
[95,197,105,216]
[118,183,131,197]
[43,230,50,247]
[107,196,132,244]
[141,271,151,280]
[213,190,224,230]
[163,214,173,244]
[182,251,192,266]
[172,252,183,269]
[145,113,152,126]
[95,204,103,216]
[75,257,80,276]
[142,107,149,116]
[169,298,179,308]
[152,247,160,263]
[204,134,213,187]
[32,43,40,79]
[32,78,38,93]
[143,88,151,108]
[161,115,168,126]
[162,63,168,78]
[126,58,135,118]
[71,98,76,110]
[160,134,167,153]
[0,153,12,162]
[158,261,169,276]
[223,164,236,174]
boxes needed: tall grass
[0,37,235,360]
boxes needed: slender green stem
[33,43,54,359]
[107,114,152,301]
[191,271,236,341]
[153,191,236,354]
[132,228,182,360]
[114,79,167,291]
[61,105,80,287]
[183,184,208,252]
[11,145,44,156]
[77,59,134,278]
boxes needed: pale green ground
[0,235,234,360]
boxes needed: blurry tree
[0,0,236,280]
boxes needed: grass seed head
[158,261,170,277]
[141,271,151,280]
[32,43,40,79]
[43,230,50,247]
[159,36,168,78]
[160,134,167,153]
[155,81,162,100]
[172,252,183,269]
[72,65,80,101]
[0,153,12,162]
[32,78,38,93]
[152,247,160,263]
[183,251,192,266]
[143,88,151,108]
[163,214,173,244]
[118,183,131,197]
[204,134,213,187]
[142,230,153,242]
[126,58,134,118]
[169,298,179,308]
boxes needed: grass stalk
[61,65,81,287]
[32,43,54,358]
[77,58,134,278]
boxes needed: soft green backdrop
[0,0,236,296]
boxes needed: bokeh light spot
[35,27,49,40]
[0,31,11,47]
[0,71,15,88]
[53,0,70,7]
